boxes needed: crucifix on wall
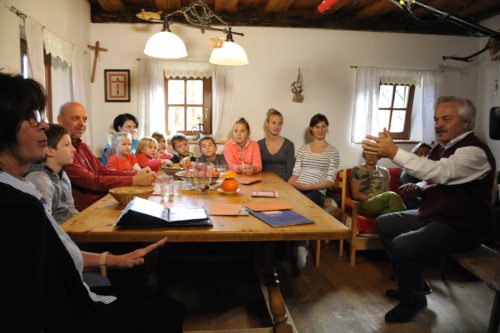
[87,41,108,83]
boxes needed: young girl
[101,113,140,165]
[224,118,262,175]
[151,131,174,160]
[136,137,173,172]
[106,132,141,172]
[197,136,227,168]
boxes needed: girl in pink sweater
[224,118,262,175]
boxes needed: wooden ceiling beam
[153,0,181,12]
[356,0,396,19]
[215,0,239,13]
[264,0,294,14]
[96,0,124,12]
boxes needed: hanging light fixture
[209,28,248,66]
[138,0,248,66]
[143,17,187,59]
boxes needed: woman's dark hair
[0,72,46,153]
[46,124,69,149]
[309,113,329,128]
[309,113,329,134]
[112,113,138,131]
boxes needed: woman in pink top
[224,118,262,175]
[135,137,173,172]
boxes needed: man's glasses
[29,109,48,126]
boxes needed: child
[107,132,141,172]
[136,137,173,171]
[170,134,196,167]
[152,131,174,160]
[101,113,140,165]
[197,136,227,168]
[25,124,79,224]
[224,118,262,175]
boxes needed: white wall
[0,0,90,119]
[477,15,500,166]
[90,23,479,168]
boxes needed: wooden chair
[312,168,401,266]
[311,184,344,267]
[334,168,403,265]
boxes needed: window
[377,83,415,140]
[20,38,53,122]
[164,77,212,136]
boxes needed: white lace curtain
[351,66,441,144]
[43,30,73,66]
[137,59,234,141]
[25,17,45,87]
[23,17,91,144]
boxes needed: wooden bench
[448,245,500,333]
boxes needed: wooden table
[63,172,349,333]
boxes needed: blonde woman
[258,108,295,181]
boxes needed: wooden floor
[155,242,496,333]
[278,242,496,333]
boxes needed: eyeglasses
[29,110,48,126]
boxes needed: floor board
[278,243,495,333]
[157,242,495,332]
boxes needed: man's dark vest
[419,133,496,235]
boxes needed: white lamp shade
[209,41,249,66]
[144,31,188,59]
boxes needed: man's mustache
[435,128,446,134]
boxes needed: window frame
[164,76,212,136]
[378,83,415,140]
[20,38,53,122]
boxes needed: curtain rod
[5,4,87,55]
[7,5,26,19]
[350,65,444,73]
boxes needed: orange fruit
[212,169,219,177]
[221,179,239,192]
[221,170,237,179]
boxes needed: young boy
[170,134,196,167]
[26,124,79,224]
[197,136,227,168]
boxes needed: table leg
[254,243,294,333]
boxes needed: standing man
[363,96,496,323]
[58,102,153,210]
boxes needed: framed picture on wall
[104,69,130,102]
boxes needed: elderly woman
[0,72,183,332]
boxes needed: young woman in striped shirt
[288,113,340,270]
[288,113,340,208]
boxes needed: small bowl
[109,186,154,205]
[161,164,183,177]
[175,171,219,183]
